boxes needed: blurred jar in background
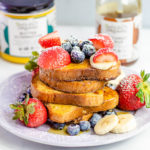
[0,0,55,64]
[96,0,142,65]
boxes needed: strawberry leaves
[10,95,36,125]
[136,70,150,108]
[25,51,39,72]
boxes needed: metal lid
[0,0,54,13]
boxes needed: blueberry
[89,113,102,128]
[18,93,26,102]
[26,87,32,98]
[67,124,80,136]
[79,121,91,131]
[71,49,85,63]
[67,36,79,47]
[80,40,93,49]
[47,119,65,130]
[102,110,116,116]
[72,46,81,51]
[52,122,65,130]
[27,87,31,94]
[61,42,73,53]
[82,44,96,58]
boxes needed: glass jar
[96,0,142,65]
[0,0,55,64]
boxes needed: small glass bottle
[96,0,142,65]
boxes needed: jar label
[0,7,55,58]
[96,15,141,60]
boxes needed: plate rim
[0,70,150,147]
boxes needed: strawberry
[117,70,150,111]
[25,51,39,72]
[10,96,47,128]
[38,31,61,48]
[32,67,39,78]
[93,48,118,63]
[89,34,114,50]
[38,46,71,69]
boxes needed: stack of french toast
[31,59,121,124]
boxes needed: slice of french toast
[31,75,104,107]
[41,78,105,94]
[46,87,119,123]
[39,59,121,82]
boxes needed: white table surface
[0,26,150,150]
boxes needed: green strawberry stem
[136,70,150,108]
[25,51,39,72]
[10,95,36,125]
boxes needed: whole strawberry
[10,95,47,127]
[117,70,150,111]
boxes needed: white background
[55,0,150,28]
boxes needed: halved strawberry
[38,31,61,48]
[89,34,114,50]
[38,46,71,69]
[93,48,118,63]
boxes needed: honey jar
[0,0,55,64]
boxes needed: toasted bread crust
[39,59,121,82]
[84,87,119,112]
[46,104,85,123]
[46,87,119,123]
[40,77,105,94]
[31,75,104,107]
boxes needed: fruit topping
[94,114,118,135]
[71,49,85,63]
[10,96,47,128]
[90,48,118,70]
[38,46,71,69]
[82,44,96,58]
[67,124,80,136]
[47,120,65,130]
[18,93,27,102]
[93,48,118,63]
[32,67,39,78]
[89,113,102,128]
[79,40,93,49]
[66,36,79,47]
[102,109,116,116]
[111,114,136,134]
[79,121,91,131]
[72,46,81,51]
[117,71,150,111]
[61,41,73,53]
[89,33,114,50]
[25,51,39,72]
[38,31,61,48]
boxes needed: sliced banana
[94,114,119,135]
[111,114,136,134]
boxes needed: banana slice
[94,114,119,135]
[111,114,136,134]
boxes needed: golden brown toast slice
[46,87,119,123]
[41,78,105,94]
[39,59,121,82]
[31,75,104,107]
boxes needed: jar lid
[0,0,54,13]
